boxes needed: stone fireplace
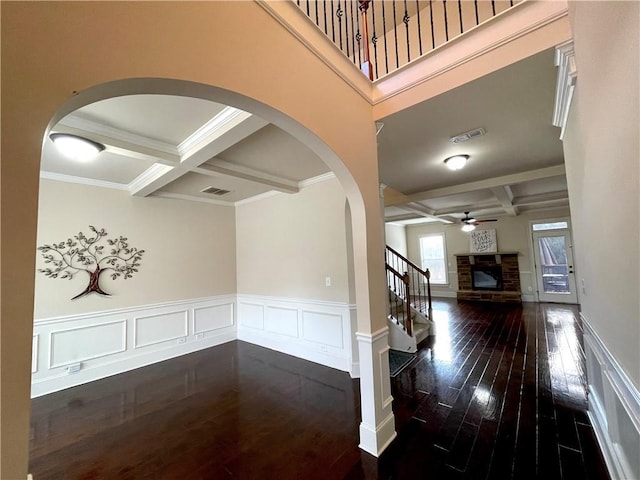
[456,252,521,303]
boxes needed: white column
[357,327,396,456]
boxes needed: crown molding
[150,191,234,207]
[298,171,336,188]
[40,171,129,191]
[553,40,577,140]
[177,107,249,157]
[234,190,283,206]
[127,163,174,193]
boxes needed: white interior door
[533,229,578,303]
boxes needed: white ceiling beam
[433,202,502,217]
[131,109,268,197]
[194,160,299,194]
[396,202,454,224]
[407,165,566,203]
[54,122,180,165]
[491,185,518,216]
[512,190,569,206]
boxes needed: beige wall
[35,180,237,319]
[564,2,639,387]
[236,178,350,303]
[405,207,571,296]
[1,3,387,475]
[384,223,408,257]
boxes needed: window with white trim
[419,234,448,284]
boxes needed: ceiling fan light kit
[460,211,498,231]
[444,154,469,171]
[50,133,105,162]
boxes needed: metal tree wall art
[38,226,145,300]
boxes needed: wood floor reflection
[29,300,610,479]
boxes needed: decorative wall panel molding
[237,295,357,376]
[133,311,188,349]
[582,313,640,480]
[32,294,359,397]
[31,296,236,397]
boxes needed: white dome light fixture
[461,223,476,232]
[50,133,105,162]
[444,154,469,171]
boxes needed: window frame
[418,233,448,285]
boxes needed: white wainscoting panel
[238,302,265,330]
[265,306,298,337]
[194,303,234,334]
[32,296,236,397]
[302,310,343,348]
[49,319,127,368]
[237,295,355,375]
[134,311,188,348]
[32,335,39,374]
[582,313,640,480]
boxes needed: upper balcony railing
[295,0,523,80]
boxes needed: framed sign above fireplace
[470,228,497,253]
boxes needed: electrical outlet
[177,337,187,345]
[325,276,331,287]
[581,278,586,295]
[67,362,81,374]
[320,345,328,353]
[527,286,532,292]
[196,333,205,340]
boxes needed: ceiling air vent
[201,186,231,196]
[450,127,486,144]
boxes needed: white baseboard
[431,290,457,299]
[582,313,640,480]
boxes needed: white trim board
[582,313,640,480]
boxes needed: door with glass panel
[532,222,578,303]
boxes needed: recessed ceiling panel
[421,189,497,211]
[214,124,329,182]
[159,171,275,203]
[510,176,568,197]
[74,95,228,145]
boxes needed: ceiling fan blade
[476,219,498,223]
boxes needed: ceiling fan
[460,212,497,231]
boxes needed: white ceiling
[42,47,568,220]
[378,47,569,225]
[45,95,330,205]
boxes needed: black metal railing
[386,245,432,318]
[296,0,521,80]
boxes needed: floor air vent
[201,186,231,196]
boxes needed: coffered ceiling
[42,47,568,223]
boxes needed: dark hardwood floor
[29,300,610,479]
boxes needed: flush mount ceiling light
[444,155,469,171]
[50,133,105,162]
[461,223,476,232]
